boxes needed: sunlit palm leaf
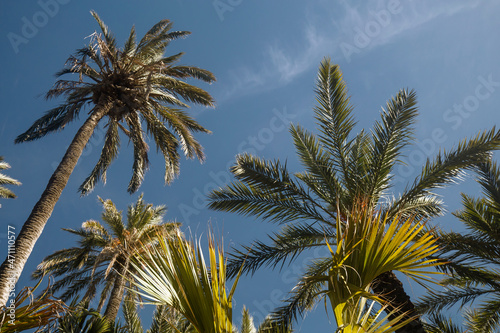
[130,230,240,333]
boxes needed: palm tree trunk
[103,257,130,321]
[0,104,109,307]
[371,271,426,333]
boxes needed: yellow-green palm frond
[129,230,240,333]
[294,207,442,330]
[0,278,66,333]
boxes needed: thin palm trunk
[372,271,426,333]
[0,103,109,307]
[103,257,129,321]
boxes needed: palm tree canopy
[418,160,500,332]
[33,195,180,314]
[207,58,500,328]
[0,156,21,199]
[16,11,216,194]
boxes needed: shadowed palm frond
[227,223,333,278]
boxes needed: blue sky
[1,0,500,330]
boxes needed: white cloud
[218,0,482,102]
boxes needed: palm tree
[207,58,500,332]
[417,160,500,332]
[33,195,180,321]
[0,156,21,199]
[0,12,215,306]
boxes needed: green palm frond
[227,222,333,278]
[209,154,330,224]
[240,306,256,333]
[476,160,500,210]
[390,127,500,219]
[122,293,144,333]
[313,58,355,187]
[290,124,343,205]
[49,299,119,333]
[417,285,493,313]
[365,89,418,205]
[423,314,464,333]
[79,121,120,195]
[465,299,500,333]
[418,159,500,331]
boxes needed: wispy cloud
[217,0,482,102]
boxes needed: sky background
[1,0,500,331]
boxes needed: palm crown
[33,195,180,321]
[16,11,215,194]
[208,58,500,330]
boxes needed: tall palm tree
[33,195,180,321]
[417,160,500,332]
[0,156,21,199]
[0,12,215,305]
[207,58,500,332]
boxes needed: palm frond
[129,230,239,333]
[79,121,120,195]
[209,154,330,224]
[0,158,20,199]
[365,89,418,205]
[227,223,333,278]
[313,58,356,192]
[122,293,144,333]
[391,127,500,218]
[422,314,464,333]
